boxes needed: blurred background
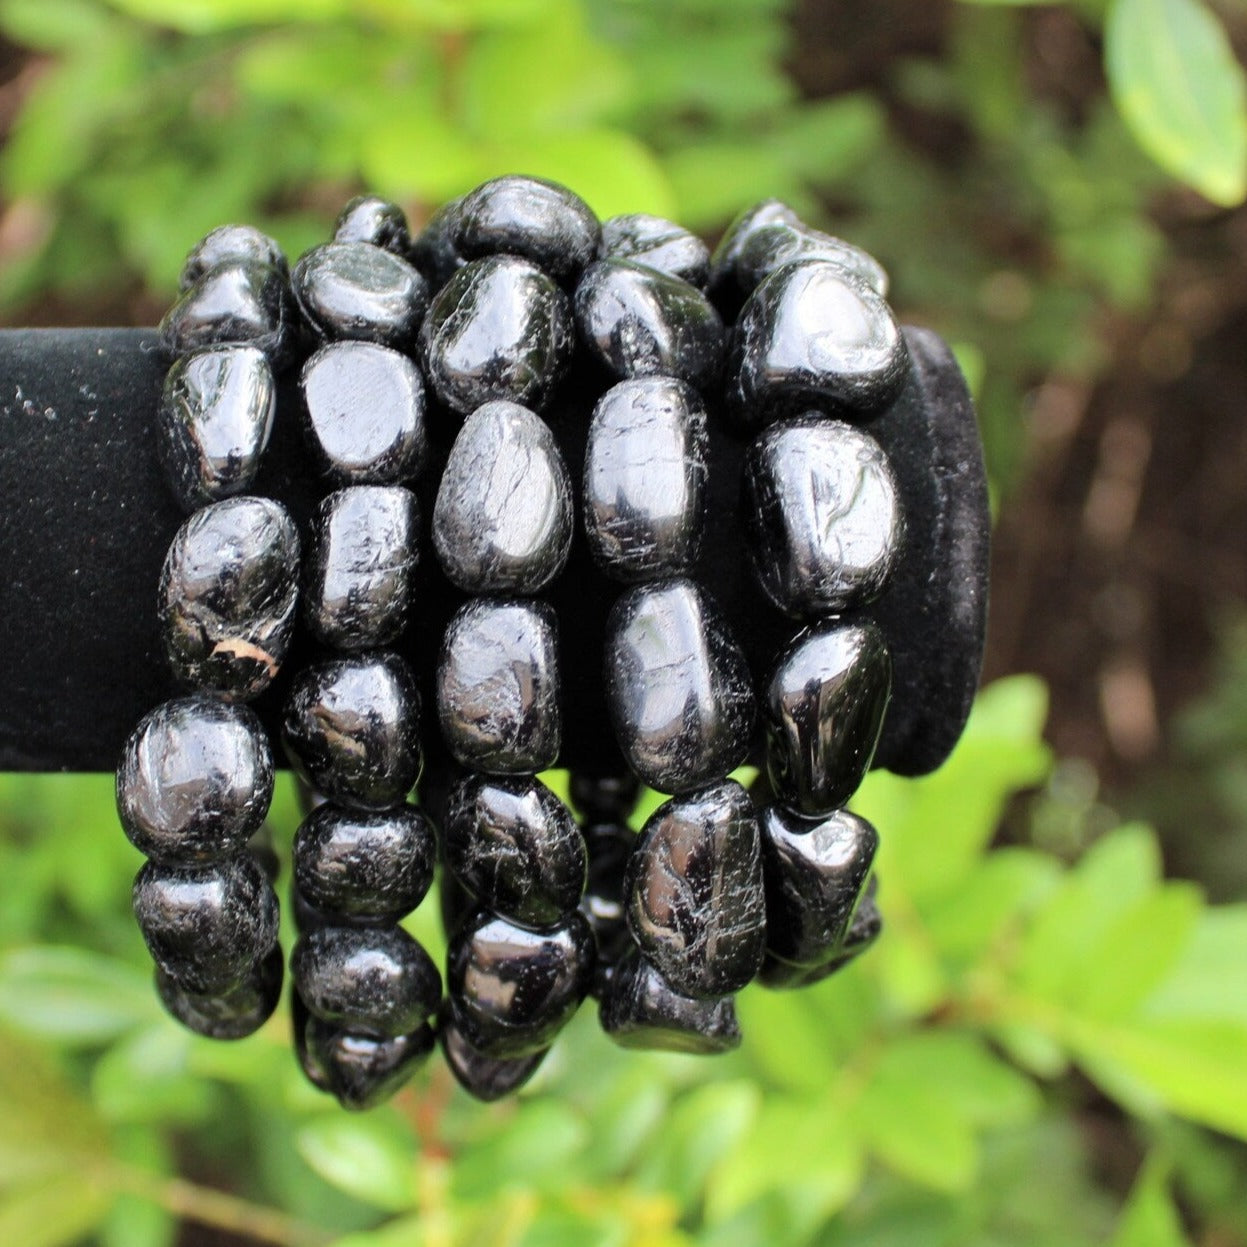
[3,0,1247,1243]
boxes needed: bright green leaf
[295,1113,419,1212]
[0,1173,115,1247]
[452,1100,588,1200]
[1110,1154,1190,1247]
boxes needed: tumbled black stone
[157,346,275,512]
[432,400,573,593]
[294,925,442,1038]
[574,260,724,391]
[419,255,574,415]
[437,599,561,772]
[447,908,595,1058]
[292,242,428,348]
[155,946,283,1040]
[599,947,740,1054]
[159,496,300,700]
[625,778,765,998]
[759,876,881,989]
[300,341,428,484]
[583,377,709,581]
[765,622,892,815]
[410,199,466,290]
[439,1016,548,1102]
[179,225,287,291]
[161,262,293,364]
[304,485,419,649]
[133,852,279,994]
[569,773,641,824]
[334,195,412,256]
[735,219,888,297]
[726,260,908,427]
[443,774,586,930]
[294,803,436,924]
[599,213,710,288]
[117,695,273,864]
[453,174,600,285]
[707,199,799,298]
[605,578,755,794]
[744,416,903,616]
[283,654,423,809]
[579,821,635,990]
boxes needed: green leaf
[452,1100,588,1200]
[1145,905,1247,1024]
[295,1113,419,1212]
[1110,1155,1190,1247]
[0,1174,115,1247]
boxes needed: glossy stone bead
[583,377,709,581]
[117,695,273,864]
[437,599,561,772]
[743,416,903,616]
[579,821,635,988]
[569,773,640,824]
[419,255,574,415]
[453,174,600,285]
[599,213,710,288]
[439,1016,548,1102]
[159,496,300,700]
[155,945,283,1040]
[133,853,279,994]
[707,199,799,296]
[432,400,573,593]
[157,346,275,512]
[304,486,419,649]
[759,804,878,965]
[179,225,287,291]
[599,948,740,1054]
[333,195,412,256]
[410,199,466,290]
[443,774,586,930]
[161,262,293,364]
[625,779,765,998]
[759,876,881,989]
[300,341,428,484]
[283,654,423,810]
[727,260,908,427]
[574,260,724,391]
[605,578,755,794]
[294,803,436,924]
[447,908,595,1058]
[294,925,442,1038]
[765,622,892,815]
[292,241,428,348]
[735,219,888,297]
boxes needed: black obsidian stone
[599,948,740,1054]
[624,778,765,998]
[447,908,595,1058]
[583,377,709,581]
[759,876,881,989]
[293,925,442,1038]
[726,260,908,428]
[300,341,428,484]
[294,803,436,924]
[453,174,600,286]
[574,260,724,391]
[443,774,586,929]
[437,598,561,772]
[439,1015,548,1102]
[599,213,710,288]
[579,821,635,988]
[333,195,412,256]
[419,255,574,415]
[159,496,300,700]
[155,945,283,1040]
[117,695,273,863]
[569,773,640,824]
[707,199,799,298]
[292,242,428,348]
[743,416,903,617]
[765,622,892,815]
[282,653,423,810]
[161,262,293,364]
[133,852,279,994]
[410,199,466,290]
[432,400,573,594]
[304,485,419,650]
[157,345,275,512]
[179,225,288,291]
[605,578,755,794]
[735,220,888,298]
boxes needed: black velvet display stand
[0,324,989,781]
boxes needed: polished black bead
[605,578,755,794]
[447,908,595,1058]
[419,255,574,415]
[155,945,283,1040]
[294,925,442,1038]
[599,213,710,288]
[179,225,287,291]
[759,875,881,989]
[410,199,466,290]
[294,803,436,924]
[117,695,273,864]
[283,654,423,809]
[133,852,279,994]
[437,599,561,772]
[453,174,600,286]
[432,400,573,593]
[765,622,892,815]
[574,259,724,391]
[583,377,709,581]
[292,241,428,348]
[625,779,765,998]
[726,260,908,427]
[439,1016,548,1102]
[300,341,428,484]
[304,485,419,649]
[333,195,412,256]
[735,219,888,297]
[743,416,903,616]
[569,773,640,823]
[159,496,300,700]
[161,262,293,364]
[157,346,275,512]
[579,821,635,989]
[443,774,586,930]
[292,884,334,935]
[707,199,799,297]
